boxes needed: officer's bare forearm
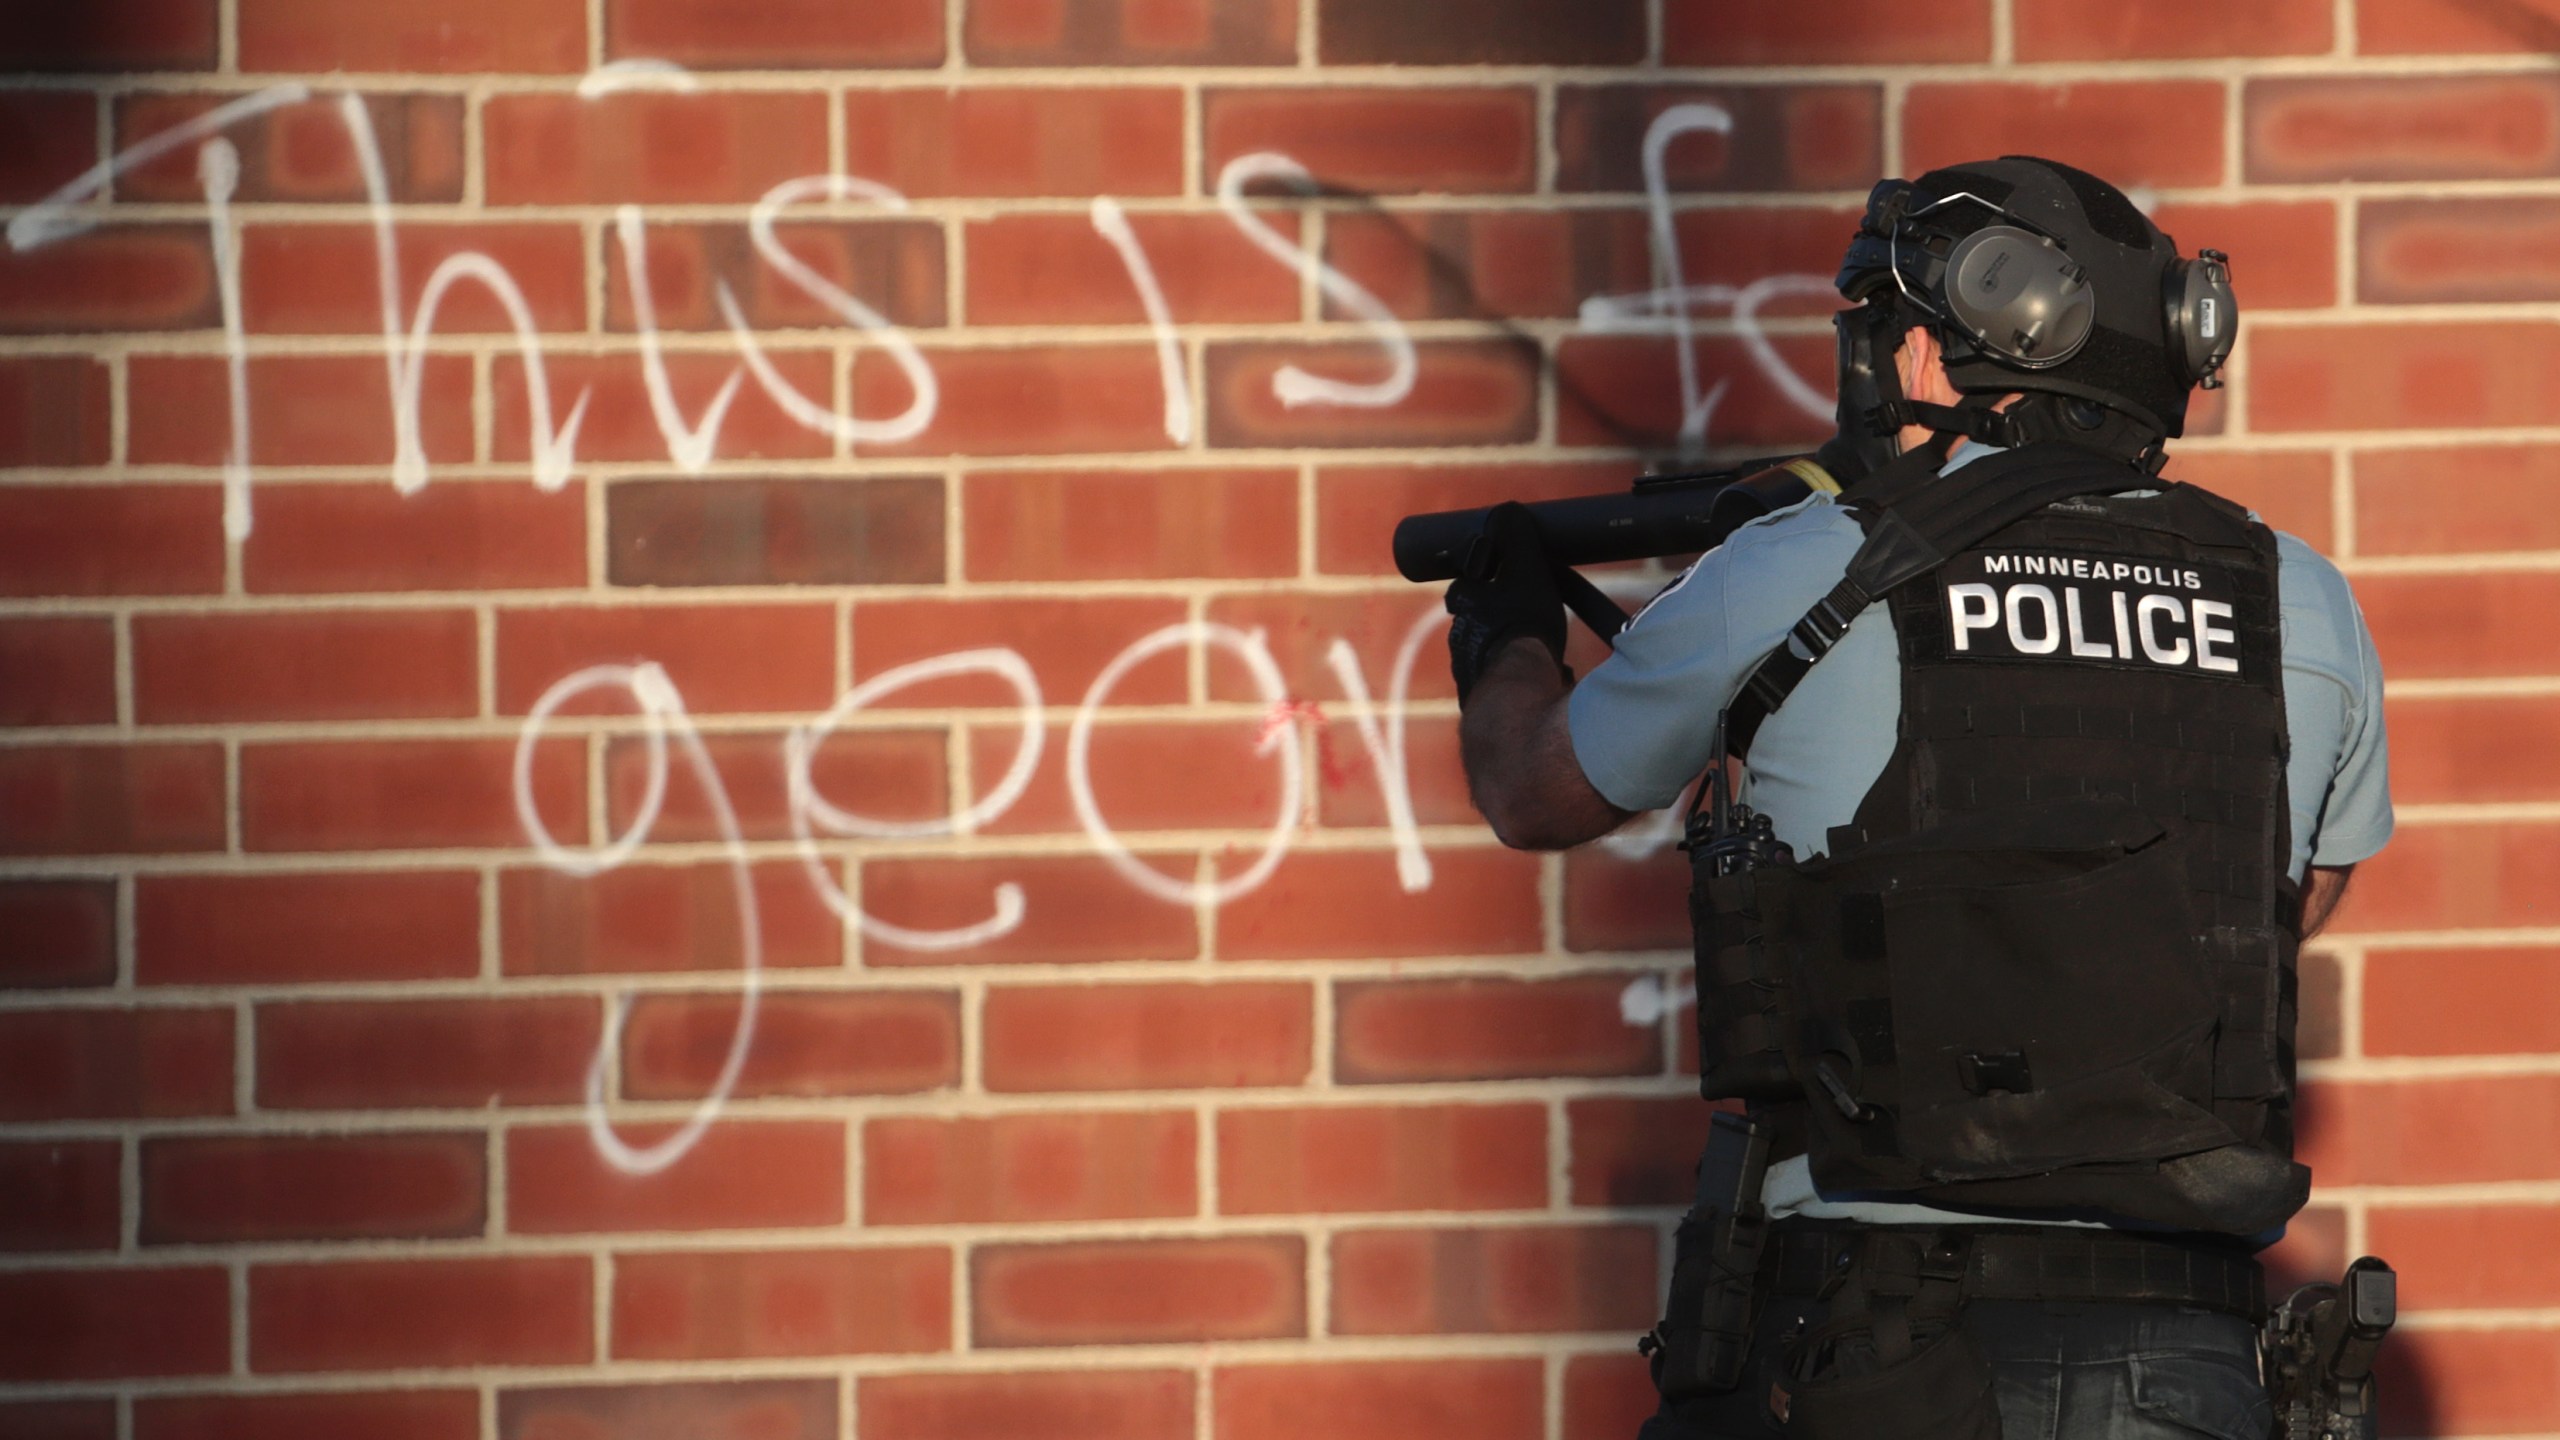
[1458,639,1632,850]
[2302,863,2355,940]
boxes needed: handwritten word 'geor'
[510,608,1453,1172]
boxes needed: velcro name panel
[1935,549,2249,679]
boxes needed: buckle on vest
[1788,609,1843,655]
[1789,588,1865,657]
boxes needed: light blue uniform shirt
[1567,448,2393,1225]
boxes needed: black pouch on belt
[1645,1111,1773,1401]
[1780,1232,2001,1440]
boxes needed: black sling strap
[1724,444,2155,758]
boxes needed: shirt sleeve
[1565,497,1863,813]
[2309,587,2394,868]
[1566,552,1733,812]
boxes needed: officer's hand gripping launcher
[1393,454,1846,648]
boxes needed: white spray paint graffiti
[1217,152,1419,410]
[717,173,939,451]
[1323,606,1447,893]
[512,663,763,1176]
[1568,102,1849,453]
[342,94,590,499]
[1620,971,1699,1027]
[1643,104,1738,454]
[1070,621,1304,906]
[785,648,1045,952]
[576,58,704,97]
[3,81,1883,1170]
[1090,196,1196,445]
[6,83,311,251]
[197,138,253,542]
[614,206,748,473]
[509,596,1695,1173]
[9,84,310,540]
[6,89,1825,529]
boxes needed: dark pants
[1638,1295,2270,1440]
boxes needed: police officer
[1445,156,2392,1438]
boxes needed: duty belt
[1765,1221,2267,1322]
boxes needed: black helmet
[1831,156,2234,474]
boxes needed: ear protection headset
[1887,190,2100,369]
[2163,247,2236,391]
[1832,173,2241,471]
[1849,185,2238,388]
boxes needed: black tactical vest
[1696,453,2306,1236]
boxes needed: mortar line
[582,214,605,336]
[1534,78,1558,196]
[586,730,608,849]
[2336,939,2368,1063]
[1881,75,1908,177]
[223,740,242,854]
[828,85,848,180]
[233,996,255,1114]
[120,1133,141,1254]
[950,1235,973,1355]
[112,610,135,732]
[1183,79,1204,202]
[1546,1094,1571,1213]
[2221,74,2243,192]
[1297,460,1318,580]
[115,871,138,990]
[463,86,488,212]
[942,462,965,584]
[956,972,985,1099]
[471,350,494,464]
[476,604,497,717]
[19,52,2560,94]
[106,351,130,469]
[1306,1210,1330,1342]
[486,1122,509,1236]
[479,862,501,981]
[593,1248,613,1365]
[229,1260,249,1376]
[584,463,609,592]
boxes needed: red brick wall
[0,1,2552,1436]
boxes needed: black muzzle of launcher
[1392,455,1841,587]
